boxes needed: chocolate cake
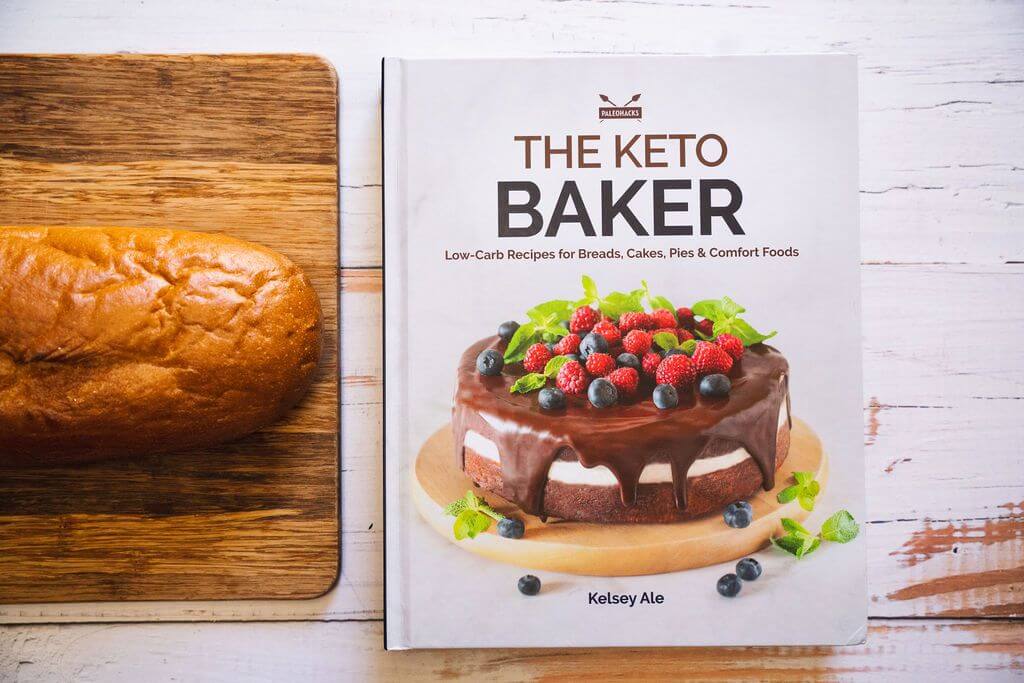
[453,337,791,524]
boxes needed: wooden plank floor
[0,0,1022,678]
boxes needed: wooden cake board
[0,54,339,603]
[413,417,827,576]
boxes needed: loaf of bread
[0,226,324,466]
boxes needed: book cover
[384,55,864,649]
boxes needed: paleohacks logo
[598,93,642,120]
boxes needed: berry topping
[476,349,503,376]
[651,308,677,329]
[585,352,616,377]
[498,517,525,539]
[723,501,753,528]
[655,354,696,388]
[579,331,610,359]
[592,319,622,347]
[652,384,679,409]
[570,305,599,334]
[692,341,732,376]
[497,320,519,342]
[556,360,589,396]
[553,333,581,356]
[622,329,653,355]
[736,557,762,581]
[699,373,732,398]
[523,343,552,373]
[587,377,618,408]
[607,367,639,396]
[618,311,654,332]
[695,318,715,338]
[616,352,640,371]
[641,351,663,377]
[716,573,742,598]
[716,333,745,360]
[518,574,541,596]
[538,387,567,411]
[676,307,696,330]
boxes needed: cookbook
[383,55,864,649]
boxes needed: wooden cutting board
[0,54,339,602]
[413,419,826,576]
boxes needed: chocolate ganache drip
[453,338,790,517]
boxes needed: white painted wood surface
[1,0,1022,678]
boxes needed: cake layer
[464,397,787,486]
[463,422,791,523]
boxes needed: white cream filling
[466,399,788,487]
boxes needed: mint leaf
[680,339,696,355]
[806,480,821,497]
[510,373,548,394]
[600,290,644,318]
[653,331,681,351]
[777,485,799,504]
[797,536,821,558]
[771,534,805,556]
[781,517,812,536]
[444,499,469,516]
[453,509,491,540]
[798,492,816,512]
[503,322,538,363]
[581,274,599,302]
[820,510,860,543]
[726,318,776,346]
[793,471,812,486]
[527,300,574,325]
[543,355,570,377]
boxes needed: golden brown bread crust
[0,226,323,465]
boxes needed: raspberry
[553,333,581,356]
[570,306,599,334]
[622,329,653,355]
[676,307,696,330]
[523,343,552,373]
[641,351,662,377]
[592,320,622,347]
[715,333,744,361]
[607,367,639,396]
[692,341,732,376]
[556,360,589,396]
[676,328,694,343]
[618,311,654,333]
[651,309,677,329]
[585,352,616,377]
[655,354,696,388]
[695,318,715,338]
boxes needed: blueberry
[518,574,541,596]
[579,332,609,360]
[497,320,519,342]
[538,387,566,411]
[716,573,742,597]
[617,353,640,371]
[588,378,618,408]
[652,384,679,409]
[546,342,556,353]
[699,373,731,398]
[498,517,525,539]
[723,501,753,528]
[665,347,688,357]
[476,349,504,376]
[736,557,762,581]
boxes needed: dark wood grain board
[0,54,339,602]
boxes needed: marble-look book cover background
[384,55,864,649]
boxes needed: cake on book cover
[385,55,865,649]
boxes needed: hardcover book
[383,55,864,649]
